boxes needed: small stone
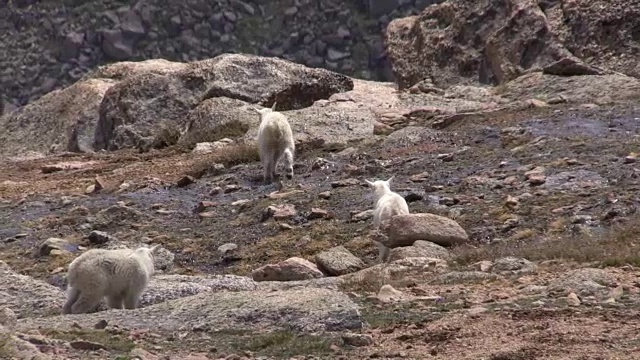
[307,208,331,220]
[373,121,394,135]
[437,153,454,162]
[476,260,493,272]
[198,211,216,218]
[566,292,581,306]
[608,285,624,300]
[262,204,297,221]
[176,175,195,187]
[351,209,374,222]
[377,284,405,303]
[39,237,75,256]
[194,201,217,213]
[505,195,519,207]
[331,178,361,188]
[224,184,241,193]
[624,153,637,164]
[94,176,107,192]
[342,333,373,347]
[87,230,115,245]
[318,191,331,199]
[70,340,107,351]
[268,190,304,199]
[94,319,108,329]
[467,306,489,317]
[527,173,546,186]
[409,172,430,182]
[251,257,323,282]
[218,243,238,254]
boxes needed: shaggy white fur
[254,102,295,184]
[62,245,160,314]
[365,176,410,263]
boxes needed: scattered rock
[87,230,116,245]
[377,284,405,303]
[549,268,618,298]
[566,292,581,306]
[491,257,537,275]
[39,237,76,256]
[41,161,97,173]
[262,204,298,221]
[351,209,374,222]
[379,213,469,248]
[388,240,451,262]
[314,246,366,276]
[218,243,238,254]
[432,271,499,285]
[251,257,324,282]
[342,333,374,347]
[331,178,361,188]
[176,175,195,187]
[307,207,331,220]
[70,340,107,351]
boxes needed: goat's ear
[365,179,375,186]
[271,101,278,111]
[386,175,395,183]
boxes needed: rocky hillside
[385,0,640,89]
[3,0,640,359]
[0,0,444,110]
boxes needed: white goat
[62,245,160,314]
[254,102,295,184]
[366,176,409,263]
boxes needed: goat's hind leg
[62,287,80,314]
[283,148,294,180]
[71,292,103,314]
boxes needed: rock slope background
[2,0,640,359]
[1,0,445,110]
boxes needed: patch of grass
[338,265,416,293]
[0,334,15,359]
[380,143,441,160]
[359,301,446,329]
[511,228,536,240]
[187,142,260,178]
[39,328,135,353]
[452,216,640,267]
[231,221,368,275]
[225,331,333,357]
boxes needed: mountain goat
[366,176,410,263]
[254,102,295,184]
[62,245,160,315]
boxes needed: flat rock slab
[0,261,66,319]
[17,287,363,334]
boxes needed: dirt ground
[3,101,640,359]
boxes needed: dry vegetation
[451,217,640,267]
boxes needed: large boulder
[0,261,66,319]
[95,53,353,150]
[314,246,366,276]
[0,78,116,157]
[251,257,325,282]
[385,0,640,90]
[375,213,469,248]
[17,287,364,334]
